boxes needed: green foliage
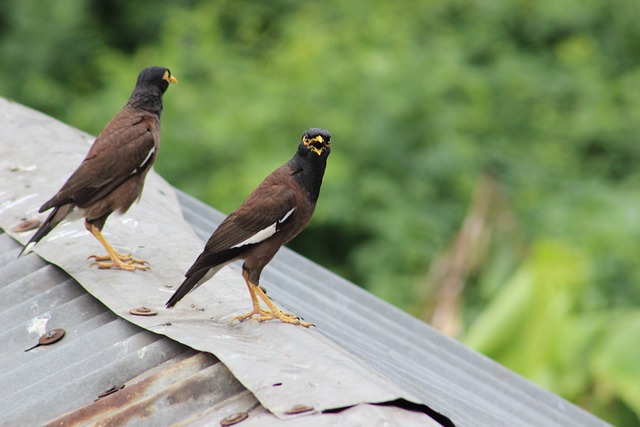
[464,240,590,392]
[591,312,640,423]
[464,240,640,426]
[2,0,640,423]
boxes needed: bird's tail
[18,204,75,257]
[165,265,224,309]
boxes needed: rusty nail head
[39,328,65,345]
[12,219,41,233]
[97,384,125,400]
[285,404,314,415]
[129,306,157,316]
[220,412,248,426]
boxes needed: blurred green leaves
[463,239,640,425]
[464,240,589,388]
[592,312,640,418]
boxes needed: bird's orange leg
[85,222,149,271]
[253,285,313,327]
[232,269,270,322]
[232,270,313,327]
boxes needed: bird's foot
[231,308,269,323]
[89,252,148,265]
[88,253,150,271]
[232,307,314,328]
[90,259,150,271]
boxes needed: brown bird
[166,128,331,327]
[19,66,178,270]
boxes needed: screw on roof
[95,385,125,401]
[284,404,314,415]
[24,328,65,352]
[220,411,248,426]
[12,219,41,233]
[129,306,158,316]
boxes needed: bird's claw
[232,309,268,324]
[87,252,150,271]
[90,260,150,271]
[232,309,314,328]
[87,253,149,265]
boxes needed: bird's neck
[128,88,164,116]
[290,150,328,203]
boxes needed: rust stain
[43,353,227,427]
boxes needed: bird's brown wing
[40,111,159,211]
[185,182,297,276]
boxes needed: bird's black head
[301,128,331,157]
[135,66,178,95]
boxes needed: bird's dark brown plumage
[19,66,178,270]
[166,128,331,327]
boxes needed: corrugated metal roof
[0,230,194,424]
[176,190,610,427]
[0,98,430,424]
[0,230,435,427]
[0,98,612,427]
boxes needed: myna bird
[166,128,331,327]
[19,66,178,271]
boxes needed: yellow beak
[304,136,328,155]
[163,70,179,84]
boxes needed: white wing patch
[279,207,295,223]
[231,207,295,248]
[131,147,155,175]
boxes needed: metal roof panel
[0,98,611,427]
